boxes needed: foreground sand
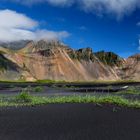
[0,104,140,140]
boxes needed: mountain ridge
[0,40,139,81]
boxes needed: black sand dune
[0,104,140,140]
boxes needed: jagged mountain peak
[94,51,124,66]
[19,39,70,54]
[77,47,93,53]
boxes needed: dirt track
[0,104,140,140]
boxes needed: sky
[0,0,140,58]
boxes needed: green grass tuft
[15,91,32,103]
[33,86,44,92]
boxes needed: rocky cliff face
[0,40,139,81]
[120,54,140,81]
[0,50,22,81]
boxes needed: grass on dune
[0,92,140,108]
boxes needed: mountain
[0,40,139,81]
[0,45,37,81]
[0,40,31,50]
[121,54,140,80]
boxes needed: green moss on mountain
[95,51,123,66]
[68,48,123,66]
[68,47,96,62]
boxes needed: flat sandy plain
[0,104,140,140]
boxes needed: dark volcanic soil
[0,104,140,140]
[0,82,140,100]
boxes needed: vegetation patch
[33,86,44,92]
[117,86,140,95]
[37,79,66,84]
[15,91,32,103]
[29,96,140,108]
[0,93,140,108]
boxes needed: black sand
[0,104,140,140]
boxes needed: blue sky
[0,0,140,58]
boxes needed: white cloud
[79,0,140,19]
[0,9,38,29]
[138,39,140,50]
[34,30,70,41]
[0,9,70,42]
[0,28,35,42]
[7,0,140,19]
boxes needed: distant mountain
[0,40,31,50]
[0,40,139,81]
